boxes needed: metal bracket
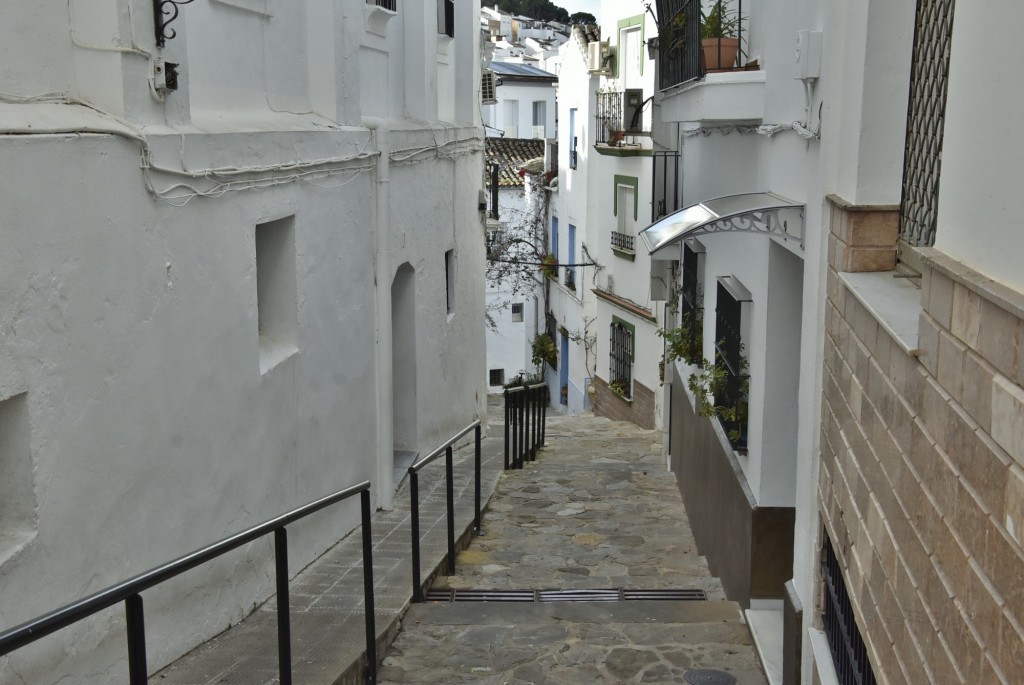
[154,0,195,47]
[700,207,805,249]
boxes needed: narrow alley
[377,409,768,684]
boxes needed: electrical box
[623,89,645,134]
[794,30,822,80]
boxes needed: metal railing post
[125,594,147,685]
[274,528,292,685]
[503,390,510,470]
[410,471,422,602]
[445,446,456,575]
[474,424,482,534]
[360,489,377,684]
[524,388,532,463]
[512,392,520,469]
[517,390,526,468]
[541,386,548,446]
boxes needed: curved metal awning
[639,192,805,258]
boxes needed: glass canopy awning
[639,192,805,258]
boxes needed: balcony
[595,90,651,156]
[611,231,635,259]
[654,0,751,92]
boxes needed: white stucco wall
[933,1,1024,291]
[485,79,557,139]
[0,1,485,682]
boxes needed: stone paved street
[378,411,768,684]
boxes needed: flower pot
[701,37,739,70]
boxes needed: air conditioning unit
[481,70,497,105]
[587,41,615,75]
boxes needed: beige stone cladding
[592,377,656,430]
[819,236,1024,683]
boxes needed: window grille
[511,303,524,322]
[609,321,633,399]
[489,369,505,386]
[368,0,396,10]
[680,244,702,348]
[899,0,955,248]
[714,281,747,448]
[652,151,682,221]
[545,311,558,370]
[822,534,879,685]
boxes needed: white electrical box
[795,30,822,80]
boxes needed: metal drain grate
[683,669,737,685]
[425,588,707,603]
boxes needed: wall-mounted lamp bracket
[154,0,195,47]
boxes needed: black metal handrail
[503,383,548,470]
[408,420,483,602]
[0,481,378,685]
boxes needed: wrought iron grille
[546,311,558,370]
[595,91,624,145]
[610,231,635,253]
[714,281,747,449]
[899,0,955,247]
[570,136,578,169]
[822,534,879,685]
[487,163,499,220]
[655,0,702,90]
[369,0,397,10]
[680,244,702,349]
[653,151,682,221]
[609,322,633,398]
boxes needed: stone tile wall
[825,194,900,273]
[592,377,656,430]
[819,238,1024,682]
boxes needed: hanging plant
[658,309,704,367]
[539,253,558,280]
[531,333,557,368]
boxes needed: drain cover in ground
[683,669,737,685]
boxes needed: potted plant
[539,253,558,280]
[701,1,741,70]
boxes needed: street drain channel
[425,588,708,603]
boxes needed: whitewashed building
[483,62,557,139]
[648,0,1024,683]
[547,9,668,430]
[483,137,547,391]
[0,1,485,682]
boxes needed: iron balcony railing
[611,231,635,253]
[503,383,548,470]
[655,0,702,90]
[407,421,483,603]
[655,0,746,91]
[0,482,379,684]
[595,90,647,145]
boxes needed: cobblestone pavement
[378,411,768,684]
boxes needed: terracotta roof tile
[485,137,547,187]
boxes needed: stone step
[403,598,746,626]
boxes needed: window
[612,176,638,255]
[489,369,505,386]
[511,303,524,322]
[504,99,519,138]
[532,101,547,138]
[822,533,879,685]
[255,216,298,374]
[445,249,455,314]
[568,108,578,169]
[368,0,396,10]
[714,277,749,449]
[609,318,634,399]
[566,224,577,291]
[0,393,35,548]
[437,0,454,37]
[551,216,559,262]
[680,242,705,353]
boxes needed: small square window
[489,369,505,386]
[511,303,524,322]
